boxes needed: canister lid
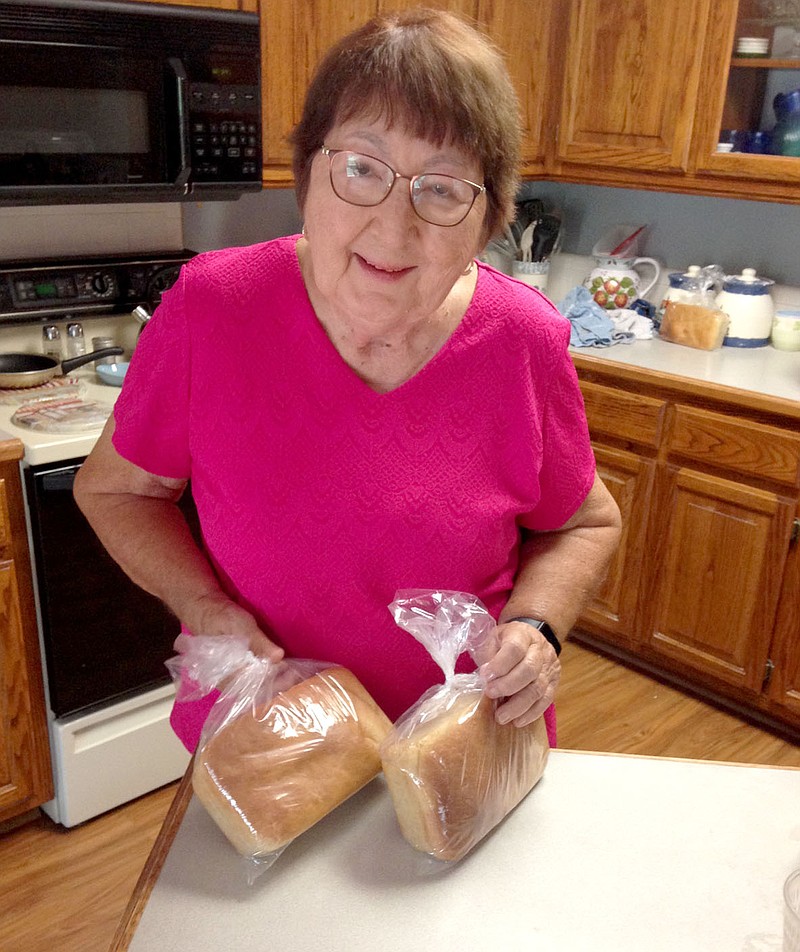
[667,265,701,289]
[722,267,774,294]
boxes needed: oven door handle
[40,471,77,492]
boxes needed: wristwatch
[506,616,562,657]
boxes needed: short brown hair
[290,8,521,240]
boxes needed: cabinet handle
[792,518,800,546]
[763,658,775,689]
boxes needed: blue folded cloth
[556,286,635,348]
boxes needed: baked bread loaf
[192,666,392,858]
[659,301,729,350]
[380,680,550,862]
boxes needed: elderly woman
[74,8,620,751]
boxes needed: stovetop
[0,250,195,463]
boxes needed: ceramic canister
[658,265,702,319]
[715,268,775,347]
[771,309,800,351]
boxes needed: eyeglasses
[320,146,485,227]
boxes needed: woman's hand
[188,592,285,662]
[478,620,561,728]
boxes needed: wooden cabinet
[259,0,556,185]
[129,0,254,9]
[256,0,800,203]
[0,449,52,823]
[575,357,800,738]
[554,0,711,175]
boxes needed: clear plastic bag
[167,634,392,881]
[379,590,550,863]
[659,263,729,350]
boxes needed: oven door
[0,40,188,202]
[25,457,198,719]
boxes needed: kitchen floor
[2,639,798,952]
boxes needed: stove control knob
[91,272,114,297]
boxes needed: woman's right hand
[189,592,285,662]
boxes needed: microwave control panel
[0,251,195,325]
[188,83,262,182]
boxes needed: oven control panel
[0,251,195,324]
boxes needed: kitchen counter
[571,336,800,405]
[0,371,122,466]
[113,750,800,952]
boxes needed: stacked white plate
[736,36,770,56]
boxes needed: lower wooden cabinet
[0,453,52,823]
[574,355,800,738]
[583,445,654,648]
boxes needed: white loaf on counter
[192,666,393,858]
[381,680,550,862]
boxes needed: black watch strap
[506,616,562,656]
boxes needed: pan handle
[61,347,124,375]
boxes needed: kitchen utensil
[610,225,646,257]
[95,362,130,387]
[585,256,661,310]
[715,268,775,347]
[0,347,123,389]
[518,221,536,263]
[530,214,562,262]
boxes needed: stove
[1,250,196,825]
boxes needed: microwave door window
[0,46,169,187]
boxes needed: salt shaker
[42,325,62,361]
[92,336,117,365]
[65,322,86,358]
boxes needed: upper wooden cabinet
[259,0,555,184]
[257,0,800,203]
[555,0,711,175]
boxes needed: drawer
[668,406,800,487]
[580,381,666,448]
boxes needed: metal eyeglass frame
[320,146,485,227]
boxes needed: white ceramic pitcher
[585,255,661,310]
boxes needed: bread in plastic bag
[379,590,550,863]
[166,634,393,878]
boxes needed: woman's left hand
[478,620,561,728]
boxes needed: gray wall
[520,181,800,286]
[183,181,800,286]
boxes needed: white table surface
[127,750,800,952]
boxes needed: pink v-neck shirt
[112,236,595,750]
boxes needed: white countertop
[126,750,800,952]
[0,370,121,466]
[571,336,800,404]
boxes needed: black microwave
[0,0,262,206]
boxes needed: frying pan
[0,347,124,389]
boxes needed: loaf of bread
[659,301,730,350]
[380,679,550,862]
[192,666,393,858]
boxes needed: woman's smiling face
[300,115,488,329]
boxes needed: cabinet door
[477,0,558,173]
[580,445,654,646]
[644,466,794,695]
[692,0,800,190]
[261,1,378,181]
[555,0,710,174]
[766,519,800,718]
[0,467,52,822]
